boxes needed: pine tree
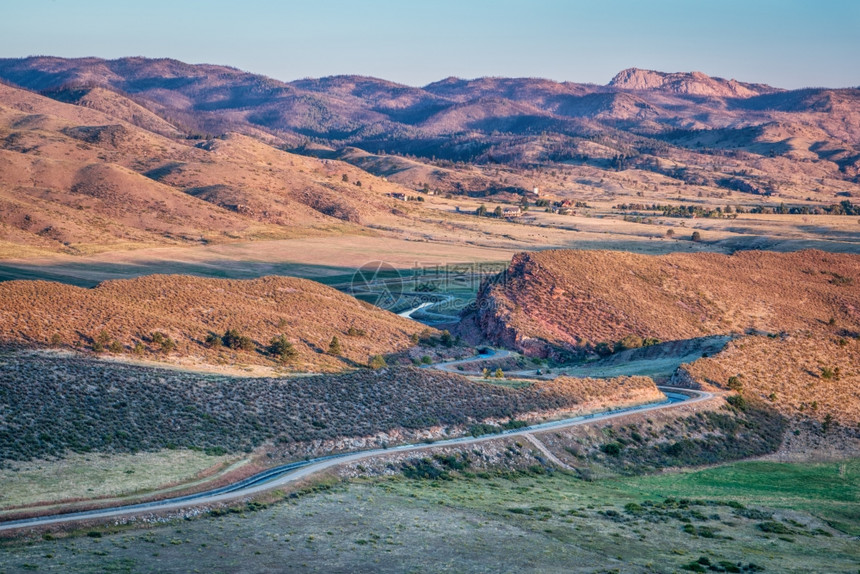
[269,335,298,362]
[440,330,454,348]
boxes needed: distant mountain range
[0,57,857,171]
[0,56,858,257]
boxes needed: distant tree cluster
[615,200,859,218]
[615,203,736,219]
[328,336,342,356]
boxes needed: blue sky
[1,0,858,88]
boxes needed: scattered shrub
[328,336,342,356]
[159,336,177,354]
[727,375,743,392]
[726,395,747,410]
[92,330,112,352]
[820,366,840,380]
[595,342,614,357]
[368,354,387,369]
[401,458,449,480]
[758,521,792,534]
[222,329,254,352]
[268,335,298,362]
[616,334,644,351]
[440,330,454,348]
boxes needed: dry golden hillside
[0,82,431,257]
[0,275,427,371]
[474,249,860,357]
[518,375,665,418]
[48,85,183,137]
[149,133,417,227]
[677,334,860,426]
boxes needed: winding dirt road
[0,386,711,532]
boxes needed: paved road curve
[0,386,712,532]
[430,347,514,373]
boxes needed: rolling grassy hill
[0,81,430,257]
[0,274,424,371]
[473,249,860,352]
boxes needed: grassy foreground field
[0,450,237,512]
[1,460,857,573]
[607,460,860,537]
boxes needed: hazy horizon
[2,0,859,90]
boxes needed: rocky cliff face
[609,68,779,98]
[475,253,573,358]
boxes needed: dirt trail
[523,433,574,470]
